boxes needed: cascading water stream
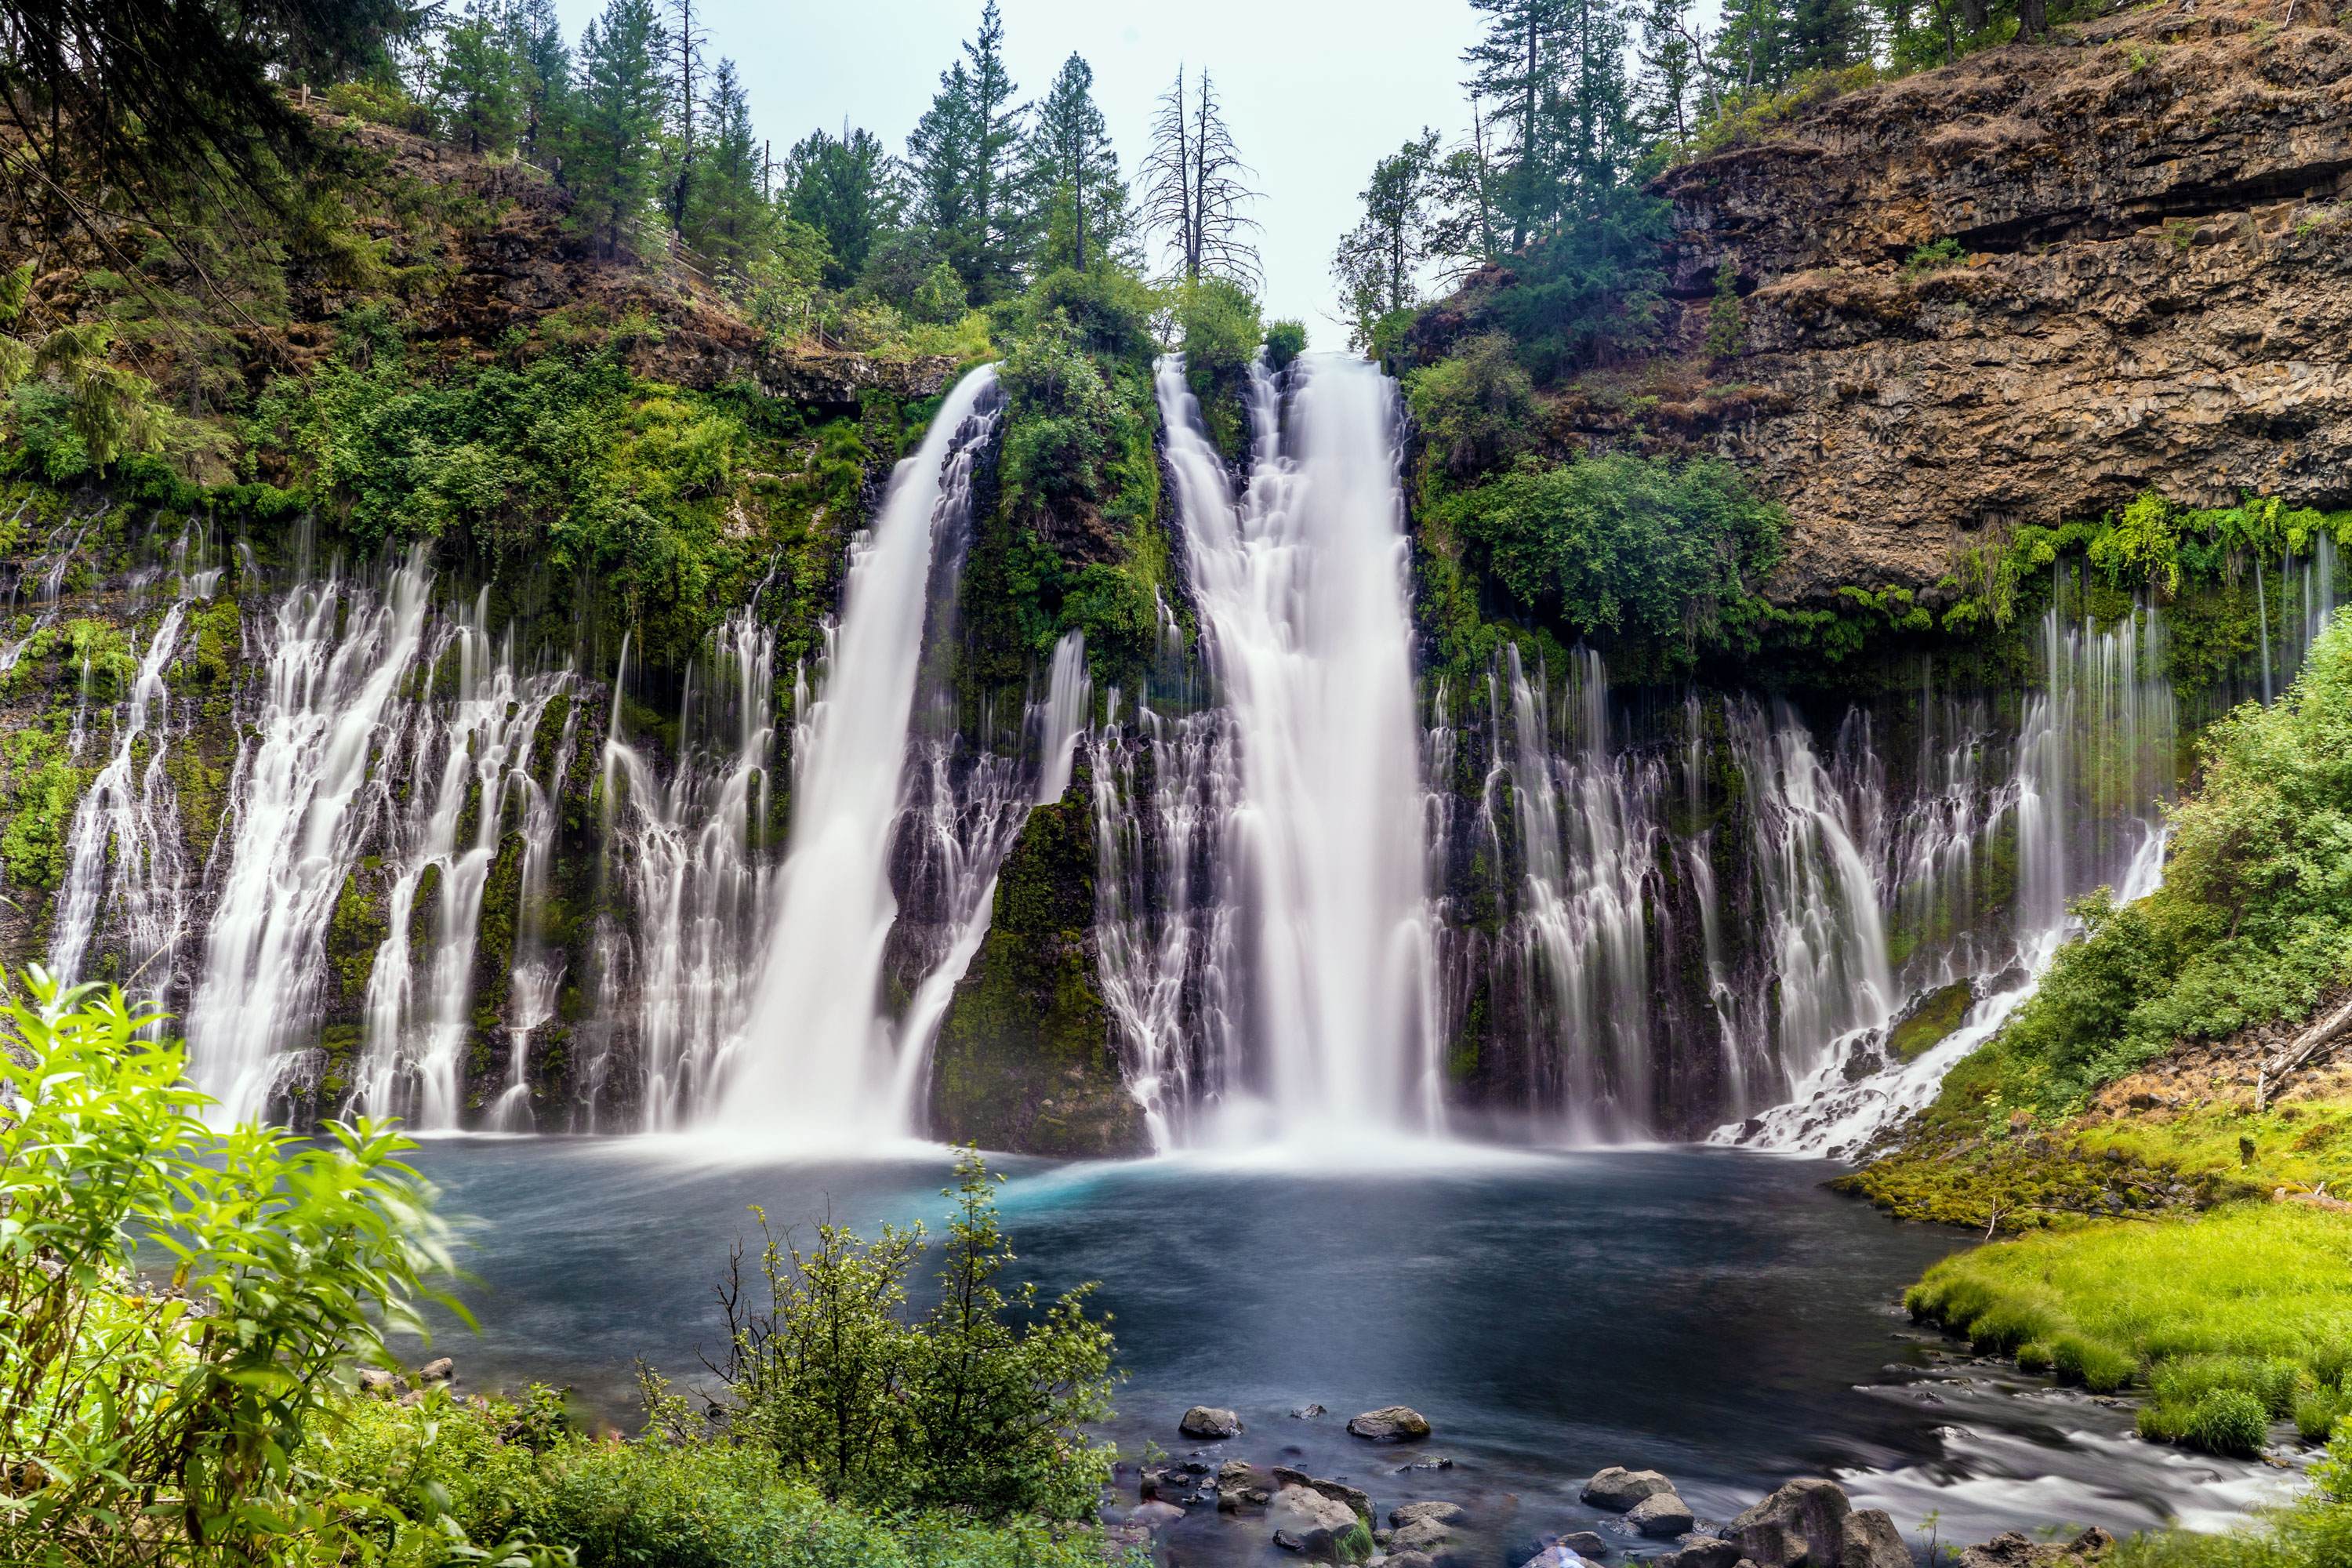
[1151,351,1439,1142]
[48,528,221,1000]
[349,601,571,1130]
[716,365,1003,1138]
[187,551,434,1123]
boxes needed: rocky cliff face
[1653,0,2352,603]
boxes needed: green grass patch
[1907,1204,2352,1454]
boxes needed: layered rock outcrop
[1653,0,2352,601]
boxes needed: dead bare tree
[1139,65,1262,290]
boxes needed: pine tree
[908,61,982,301]
[959,1,1025,301]
[1788,0,1872,72]
[786,125,897,289]
[1461,0,1570,251]
[1021,53,1129,274]
[1713,0,1791,92]
[437,4,521,156]
[1333,129,1439,350]
[1139,67,1261,288]
[1549,0,1639,225]
[1635,0,1711,147]
[684,59,771,274]
[568,0,670,257]
[662,0,710,232]
[510,0,572,162]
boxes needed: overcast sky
[550,0,1490,333]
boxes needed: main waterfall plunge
[37,354,2308,1153]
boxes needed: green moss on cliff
[0,724,85,895]
[930,757,1149,1158]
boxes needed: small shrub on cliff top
[1900,238,1967,280]
[1265,318,1308,371]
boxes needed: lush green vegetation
[0,976,1134,1567]
[1907,1205,2352,1456]
[2114,1430,2352,1568]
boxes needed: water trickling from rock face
[348,600,571,1131]
[187,550,435,1123]
[1151,352,1440,1142]
[717,365,1003,1138]
[49,528,221,1003]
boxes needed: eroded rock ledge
[1653,0,2352,603]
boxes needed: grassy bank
[1907,1204,2352,1454]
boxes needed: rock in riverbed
[1179,1404,1243,1439]
[1730,1478,1909,1568]
[1628,1490,1698,1538]
[1581,1466,1675,1511]
[1346,1404,1432,1441]
[1662,1537,1745,1568]
[1269,1485,1373,1562]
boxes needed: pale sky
[552,0,1490,332]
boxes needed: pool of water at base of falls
[392,1141,2297,1562]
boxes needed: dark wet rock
[1391,1516,1461,1555]
[1666,1537,1748,1568]
[1392,1501,1467,1529]
[1388,1556,1437,1568]
[1563,1531,1613,1559]
[1955,1526,2115,1568]
[1270,1485,1374,1563]
[1347,1404,1432,1442]
[1397,1454,1457,1472]
[1217,1460,1276,1513]
[1629,1492,1698,1539]
[1293,1402,1329,1418]
[1731,1477,1906,1568]
[356,1368,399,1396]
[1179,1405,1243,1439]
[1581,1467,1676,1512]
[1129,1501,1185,1530]
[416,1356,455,1385]
[1272,1465,1373,1521]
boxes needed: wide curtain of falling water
[1149,351,1442,1143]
[713,365,1004,1138]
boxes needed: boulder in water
[1581,1467,1675,1512]
[356,1368,399,1397]
[416,1357,455,1385]
[1292,1402,1329,1418]
[1347,1404,1432,1442]
[1730,1477,1907,1568]
[1391,1501,1467,1528]
[1665,1537,1747,1568]
[1179,1405,1243,1439]
[1128,1501,1185,1530]
[1217,1460,1276,1512]
[1269,1485,1374,1562]
[1628,1491,1697,1538]
[1272,1465,1373,1521]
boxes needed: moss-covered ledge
[927,753,1149,1159]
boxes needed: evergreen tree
[1788,0,1872,72]
[1021,53,1129,274]
[908,60,982,299]
[662,0,710,231]
[1424,102,1504,279]
[510,0,572,162]
[1333,129,1439,350]
[1461,0,1570,251]
[568,0,670,257]
[684,59,771,274]
[1548,0,1639,225]
[1139,67,1261,288]
[786,126,897,289]
[436,3,521,156]
[1635,0,1711,147]
[1713,0,1791,92]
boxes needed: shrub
[1404,333,1537,485]
[1900,238,1967,279]
[691,1150,1117,1523]
[1174,278,1262,394]
[997,316,1123,510]
[2297,1384,2352,1442]
[1432,449,1784,659]
[0,973,503,1567]
[1026,268,1158,363]
[1264,318,1308,370]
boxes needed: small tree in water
[695,1149,1117,1521]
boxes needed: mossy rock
[1889,981,1973,1062]
[929,754,1149,1159]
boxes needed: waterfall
[48,528,220,1000]
[1152,351,1440,1141]
[492,689,577,1131]
[1034,630,1090,804]
[717,365,1004,1137]
[348,601,571,1130]
[595,614,776,1130]
[1497,647,1661,1134]
[187,552,434,1123]
[1722,586,2177,1153]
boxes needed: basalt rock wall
[1653,0,2352,604]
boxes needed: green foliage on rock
[0,725,85,895]
[1264,318,1308,371]
[1429,450,1783,667]
[1889,981,1972,1062]
[1405,334,1537,486]
[931,761,1150,1158]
